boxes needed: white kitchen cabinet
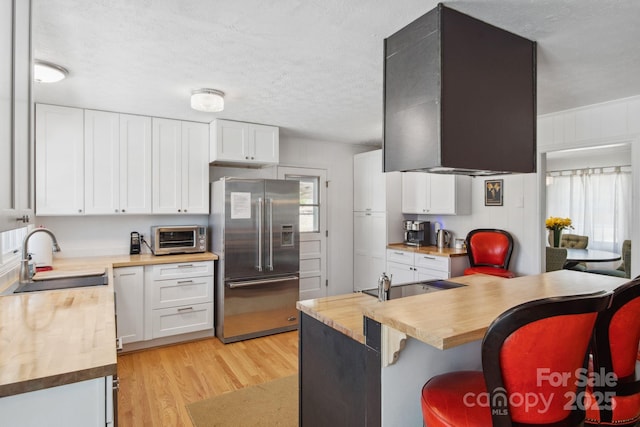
[144,261,214,339]
[401,172,471,215]
[353,211,388,291]
[0,0,32,232]
[119,114,153,213]
[353,149,386,212]
[210,119,279,166]
[35,104,85,215]
[152,118,209,214]
[352,149,403,292]
[386,248,468,285]
[84,110,119,214]
[114,266,144,345]
[0,376,114,427]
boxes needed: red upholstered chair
[464,228,515,278]
[421,291,613,427]
[585,277,640,426]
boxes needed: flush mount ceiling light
[191,88,225,112]
[33,60,68,83]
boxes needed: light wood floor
[116,331,299,426]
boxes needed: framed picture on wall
[485,179,503,206]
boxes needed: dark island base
[299,313,381,426]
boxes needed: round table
[564,248,621,263]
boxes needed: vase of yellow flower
[545,216,573,247]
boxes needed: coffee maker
[403,220,430,246]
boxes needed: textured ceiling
[32,0,640,145]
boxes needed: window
[286,175,320,233]
[546,166,631,252]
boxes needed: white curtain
[546,166,632,252]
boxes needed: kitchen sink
[12,273,108,293]
[361,279,466,300]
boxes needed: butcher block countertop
[297,292,380,344]
[0,252,218,397]
[298,270,628,351]
[387,242,467,257]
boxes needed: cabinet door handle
[115,209,119,213]
[177,280,194,284]
[178,306,194,312]
[119,272,136,277]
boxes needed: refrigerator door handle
[268,198,274,271]
[227,275,299,288]
[257,197,263,272]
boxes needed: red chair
[585,277,640,426]
[464,228,515,278]
[421,291,613,427]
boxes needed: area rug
[187,375,298,427]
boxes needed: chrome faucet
[20,227,61,283]
[377,272,392,302]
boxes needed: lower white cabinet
[0,376,114,427]
[114,266,144,345]
[386,249,468,285]
[144,261,214,339]
[150,303,213,338]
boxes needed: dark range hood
[383,3,536,176]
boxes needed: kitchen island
[0,252,217,426]
[297,270,629,426]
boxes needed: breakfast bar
[297,270,629,426]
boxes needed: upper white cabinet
[35,104,85,216]
[119,114,153,213]
[36,105,207,216]
[401,172,471,215]
[1,0,32,231]
[353,150,386,212]
[210,119,279,166]
[152,118,209,214]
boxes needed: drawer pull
[394,252,406,255]
[422,256,436,260]
[177,264,194,268]
[177,307,194,312]
[119,272,136,277]
[177,280,194,284]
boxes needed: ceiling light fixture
[33,60,68,83]
[191,88,225,112]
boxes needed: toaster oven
[150,225,207,255]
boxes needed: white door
[278,166,328,300]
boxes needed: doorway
[540,142,635,274]
[278,166,328,300]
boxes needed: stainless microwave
[150,225,207,255]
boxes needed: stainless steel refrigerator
[210,177,300,343]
